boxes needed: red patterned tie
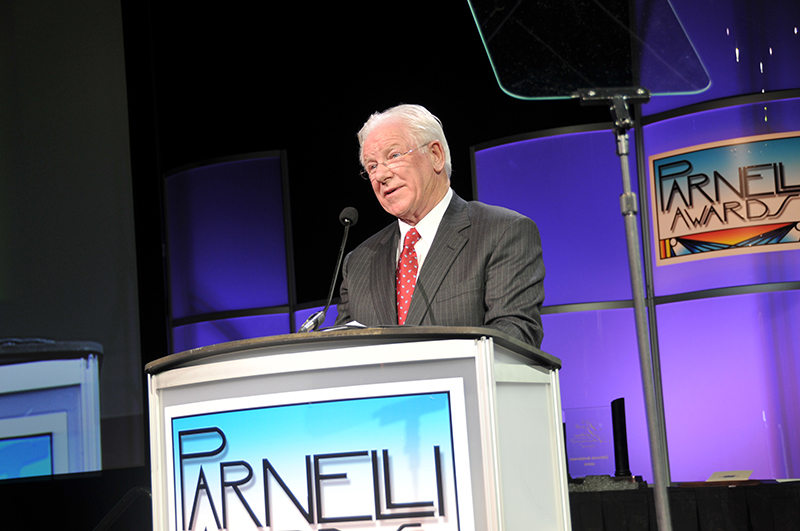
[396,228,421,325]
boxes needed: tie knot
[404,228,421,248]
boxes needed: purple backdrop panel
[657,290,800,481]
[643,98,800,296]
[543,309,654,482]
[167,156,288,319]
[172,313,291,353]
[641,0,800,115]
[474,129,637,306]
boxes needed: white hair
[357,104,452,177]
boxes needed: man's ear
[428,140,446,173]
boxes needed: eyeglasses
[360,143,429,180]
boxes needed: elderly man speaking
[335,104,546,348]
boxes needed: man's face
[361,119,448,226]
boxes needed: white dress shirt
[396,187,453,272]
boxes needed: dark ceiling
[126,1,610,307]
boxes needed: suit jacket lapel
[369,223,400,325]
[406,194,470,325]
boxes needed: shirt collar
[398,187,453,243]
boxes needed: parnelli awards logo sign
[649,131,800,264]
[163,379,474,531]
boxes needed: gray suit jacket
[335,193,545,347]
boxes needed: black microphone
[339,207,358,227]
[298,207,358,332]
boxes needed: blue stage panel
[643,97,800,296]
[172,313,291,353]
[656,290,800,481]
[543,309,654,480]
[474,128,638,306]
[166,155,289,320]
[641,0,800,115]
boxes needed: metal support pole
[576,87,672,531]
[632,109,672,486]
[615,126,673,531]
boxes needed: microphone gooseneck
[298,207,359,333]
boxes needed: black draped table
[569,482,800,531]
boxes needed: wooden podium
[146,327,571,531]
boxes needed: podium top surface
[0,338,104,367]
[145,326,561,375]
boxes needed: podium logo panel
[163,379,474,531]
[649,131,800,264]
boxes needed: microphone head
[339,207,359,227]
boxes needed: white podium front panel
[147,329,569,531]
[164,378,472,530]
